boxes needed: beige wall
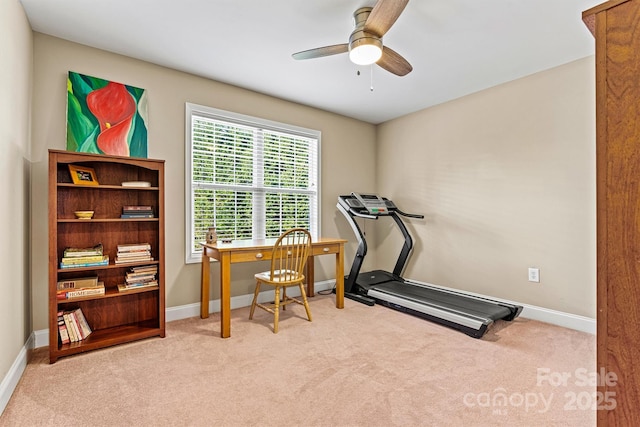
[0,0,32,385]
[25,32,597,333]
[29,33,377,331]
[376,57,596,317]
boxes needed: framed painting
[68,165,99,186]
[66,71,148,158]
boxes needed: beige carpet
[1,294,595,426]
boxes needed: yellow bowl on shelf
[74,210,94,220]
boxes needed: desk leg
[220,252,231,338]
[335,245,344,309]
[200,251,210,319]
[306,255,315,297]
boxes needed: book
[118,281,158,292]
[115,257,153,264]
[126,271,155,276]
[57,282,105,299]
[129,265,158,273]
[121,181,151,187]
[125,273,156,282]
[70,311,86,340]
[73,308,92,339]
[122,209,153,214]
[117,250,151,258]
[123,207,153,212]
[63,313,78,342]
[126,282,155,288]
[60,257,109,269]
[122,205,152,211]
[63,243,103,258]
[60,255,106,265]
[57,311,70,345]
[69,313,82,341]
[126,270,156,278]
[117,243,151,252]
[121,213,154,219]
[57,276,99,290]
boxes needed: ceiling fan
[292,0,413,76]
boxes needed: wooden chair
[249,228,313,333]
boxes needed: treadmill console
[339,193,397,216]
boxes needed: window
[185,103,320,263]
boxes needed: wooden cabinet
[48,149,165,363]
[583,1,640,424]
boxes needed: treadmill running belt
[371,281,513,321]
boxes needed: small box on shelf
[121,181,151,187]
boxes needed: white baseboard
[519,304,595,334]
[28,278,596,350]
[405,278,596,335]
[33,328,49,349]
[166,279,336,322]
[0,333,34,416]
[3,278,594,415]
[28,278,596,351]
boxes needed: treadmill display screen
[349,193,391,215]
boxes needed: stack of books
[115,243,153,264]
[60,244,109,269]
[121,205,154,219]
[56,276,105,300]
[118,264,158,291]
[57,308,92,344]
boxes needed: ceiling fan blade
[292,44,349,60]
[377,46,412,76]
[364,0,410,37]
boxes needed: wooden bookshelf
[48,149,165,363]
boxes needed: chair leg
[298,284,312,322]
[273,286,280,333]
[249,281,261,320]
[282,286,287,311]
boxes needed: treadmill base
[376,298,489,338]
[344,292,375,306]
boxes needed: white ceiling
[20,0,600,124]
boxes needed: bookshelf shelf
[57,183,160,190]
[56,260,161,273]
[56,285,160,303]
[58,218,160,223]
[56,320,162,357]
[48,150,165,363]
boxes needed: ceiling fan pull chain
[370,65,374,92]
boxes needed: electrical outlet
[528,267,540,283]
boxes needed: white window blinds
[185,103,320,263]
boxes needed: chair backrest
[269,228,312,283]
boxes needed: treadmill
[337,193,523,338]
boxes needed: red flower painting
[86,82,136,156]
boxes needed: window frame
[185,102,321,264]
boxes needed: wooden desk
[200,237,346,338]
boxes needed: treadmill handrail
[396,209,424,219]
[349,208,378,220]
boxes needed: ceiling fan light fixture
[348,33,383,65]
[291,1,412,76]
